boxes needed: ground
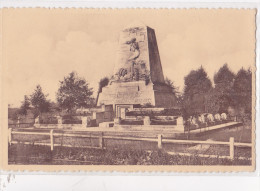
[190,125,251,143]
[8,144,251,165]
[8,124,252,165]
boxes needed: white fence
[8,128,252,160]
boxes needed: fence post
[8,128,12,145]
[229,137,234,160]
[158,134,162,149]
[50,129,54,151]
[99,132,104,149]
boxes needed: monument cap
[123,20,147,30]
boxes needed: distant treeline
[10,63,252,122]
[179,63,252,119]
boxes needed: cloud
[5,9,255,107]
[52,31,117,96]
[158,24,254,91]
[6,31,117,106]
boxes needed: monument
[97,22,177,116]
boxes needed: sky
[2,9,256,107]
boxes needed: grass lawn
[8,144,251,165]
[13,134,49,142]
[190,125,252,143]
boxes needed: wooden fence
[8,128,252,160]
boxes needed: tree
[165,77,178,96]
[205,88,220,114]
[57,72,93,112]
[214,63,235,84]
[96,77,109,104]
[233,68,252,114]
[213,63,235,113]
[164,77,184,107]
[19,95,30,115]
[183,66,212,118]
[30,85,50,114]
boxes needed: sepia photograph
[1,8,256,171]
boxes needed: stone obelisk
[97,22,177,109]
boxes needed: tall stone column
[17,117,21,128]
[143,116,151,126]
[81,116,88,128]
[120,108,126,119]
[101,105,105,112]
[92,112,97,119]
[176,117,184,132]
[96,23,177,109]
[34,116,40,128]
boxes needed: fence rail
[8,128,252,160]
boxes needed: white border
[0,0,260,8]
[0,0,259,190]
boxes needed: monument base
[97,81,177,109]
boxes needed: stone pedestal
[97,81,177,108]
[143,116,151,126]
[99,122,113,128]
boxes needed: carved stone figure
[126,38,140,61]
[198,114,205,123]
[214,113,221,121]
[221,113,227,120]
[207,114,214,122]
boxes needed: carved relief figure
[110,27,150,84]
[126,38,140,61]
